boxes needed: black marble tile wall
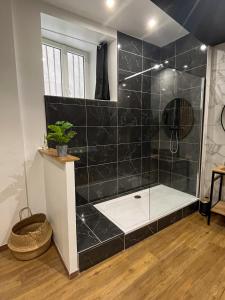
[45,32,205,206]
[158,33,207,196]
[118,32,161,192]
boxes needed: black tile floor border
[77,201,199,272]
[79,235,124,271]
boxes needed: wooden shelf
[39,148,80,164]
[211,201,225,216]
[213,165,225,174]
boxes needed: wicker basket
[8,207,53,261]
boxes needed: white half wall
[43,155,78,275]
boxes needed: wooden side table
[208,166,225,225]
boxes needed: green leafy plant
[46,121,76,145]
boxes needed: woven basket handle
[19,207,32,221]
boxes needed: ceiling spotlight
[183,65,188,69]
[172,69,175,72]
[106,0,115,9]
[200,44,207,51]
[164,60,169,64]
[148,18,157,29]
[122,83,126,87]
[118,44,121,49]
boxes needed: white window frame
[42,38,89,98]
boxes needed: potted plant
[46,121,76,157]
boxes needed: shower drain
[134,195,141,199]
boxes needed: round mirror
[162,98,194,140]
[221,106,225,132]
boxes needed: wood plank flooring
[1,213,225,300]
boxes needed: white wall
[201,44,225,201]
[0,0,27,246]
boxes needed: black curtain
[95,42,110,100]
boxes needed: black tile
[159,157,172,173]
[118,89,142,108]
[143,41,160,61]
[118,143,141,161]
[118,32,142,55]
[176,33,202,55]
[86,106,117,126]
[171,173,197,196]
[142,125,159,142]
[88,145,117,165]
[186,65,206,78]
[79,235,124,271]
[176,48,207,72]
[82,213,123,242]
[176,70,203,90]
[118,159,141,178]
[125,221,157,249]
[183,201,199,217]
[75,167,88,187]
[68,147,87,168]
[142,171,158,187]
[118,108,141,126]
[46,103,87,126]
[89,180,118,202]
[76,217,100,253]
[142,141,152,158]
[142,75,151,93]
[77,204,99,218]
[159,170,171,186]
[158,209,183,231]
[142,157,158,173]
[142,93,160,110]
[88,163,117,184]
[179,86,202,107]
[119,51,142,73]
[143,58,154,76]
[176,142,200,162]
[118,175,142,194]
[68,127,87,148]
[118,126,141,143]
[85,99,116,107]
[142,109,159,126]
[87,127,117,146]
[119,70,142,92]
[162,57,176,69]
[76,186,89,206]
[160,42,175,60]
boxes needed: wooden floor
[2,213,225,300]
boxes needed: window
[42,39,86,98]
[67,52,85,98]
[42,44,62,96]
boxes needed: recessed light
[106,0,115,9]
[200,44,207,51]
[183,65,188,69]
[118,44,121,49]
[164,60,169,64]
[122,83,126,87]
[148,18,157,29]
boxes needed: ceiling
[42,0,188,47]
[41,14,109,53]
[151,0,225,46]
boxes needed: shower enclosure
[44,30,207,271]
[95,65,205,234]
